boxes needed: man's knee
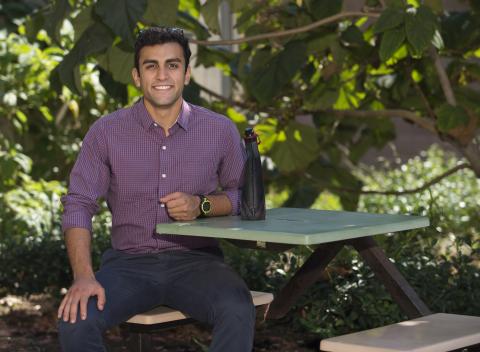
[58,308,105,351]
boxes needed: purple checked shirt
[61,99,246,254]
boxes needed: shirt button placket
[159,143,168,210]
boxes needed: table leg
[266,241,345,319]
[350,236,431,318]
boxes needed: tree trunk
[459,137,480,178]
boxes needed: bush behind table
[1,145,479,337]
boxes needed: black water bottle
[241,127,266,220]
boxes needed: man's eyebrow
[142,59,159,65]
[166,58,182,63]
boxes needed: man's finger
[96,287,106,311]
[159,192,182,203]
[165,198,187,210]
[79,295,89,320]
[62,295,73,322]
[69,295,80,323]
[58,295,68,318]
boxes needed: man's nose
[155,67,168,80]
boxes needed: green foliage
[405,6,437,56]
[248,41,307,104]
[143,0,179,26]
[0,0,479,339]
[374,7,405,34]
[2,0,478,207]
[435,104,470,132]
[226,147,480,336]
[379,27,405,62]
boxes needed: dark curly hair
[134,27,191,73]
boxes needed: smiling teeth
[154,86,171,90]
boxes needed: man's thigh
[163,249,253,325]
[93,249,169,329]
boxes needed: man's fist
[159,192,201,221]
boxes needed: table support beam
[350,236,431,319]
[266,241,345,320]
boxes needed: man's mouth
[153,85,172,90]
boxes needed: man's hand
[160,192,201,221]
[57,275,106,323]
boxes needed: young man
[57,27,254,352]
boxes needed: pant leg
[58,249,170,352]
[163,249,256,352]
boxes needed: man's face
[132,42,191,111]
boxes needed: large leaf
[249,41,307,104]
[270,122,319,174]
[71,6,95,43]
[95,0,147,45]
[44,0,71,44]
[379,27,406,62]
[24,11,45,42]
[51,22,114,94]
[435,104,470,132]
[143,0,178,26]
[98,66,128,104]
[283,184,321,208]
[405,6,437,55]
[373,7,405,34]
[97,46,134,85]
[306,33,337,55]
[196,46,234,68]
[201,0,221,34]
[304,83,339,111]
[176,11,210,40]
[306,0,342,21]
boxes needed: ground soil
[0,294,319,351]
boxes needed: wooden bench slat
[320,313,480,352]
[126,290,273,325]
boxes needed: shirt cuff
[223,189,241,216]
[62,211,93,234]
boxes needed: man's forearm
[207,193,233,217]
[65,228,94,279]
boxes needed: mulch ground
[0,294,319,351]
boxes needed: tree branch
[190,11,380,46]
[307,163,471,196]
[324,109,437,134]
[429,47,457,106]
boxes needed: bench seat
[320,313,480,352]
[126,290,273,326]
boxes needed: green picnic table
[156,207,431,320]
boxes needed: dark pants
[58,247,255,352]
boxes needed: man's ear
[132,67,140,87]
[184,66,191,85]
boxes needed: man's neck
[143,98,183,136]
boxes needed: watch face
[202,200,211,213]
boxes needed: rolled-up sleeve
[61,121,110,234]
[218,121,246,215]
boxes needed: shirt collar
[135,98,190,132]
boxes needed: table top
[156,208,429,245]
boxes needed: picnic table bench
[122,291,273,352]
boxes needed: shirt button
[162,146,167,150]
[161,174,167,178]
[160,203,165,208]
[153,123,158,127]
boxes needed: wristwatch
[198,195,211,217]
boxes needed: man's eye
[146,64,157,69]
[168,63,179,69]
